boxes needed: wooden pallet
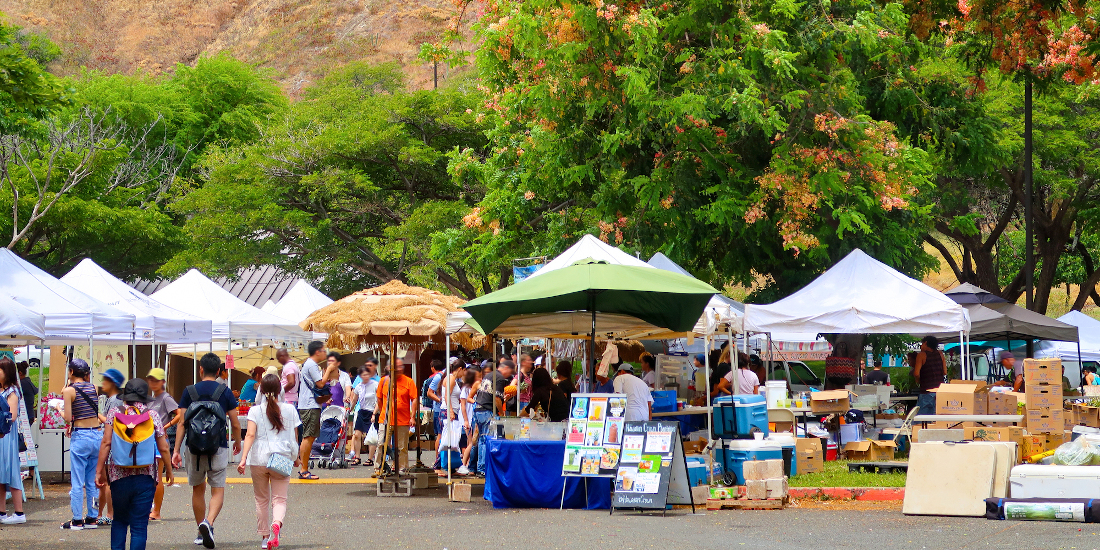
[847,461,909,474]
[706,497,787,510]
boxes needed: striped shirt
[70,381,99,421]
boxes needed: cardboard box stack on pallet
[707,458,789,510]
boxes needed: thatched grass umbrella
[300,280,482,350]
[299,281,481,485]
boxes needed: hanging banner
[562,393,626,477]
[73,344,130,382]
[513,263,544,283]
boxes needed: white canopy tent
[0,296,45,342]
[261,280,333,323]
[525,234,651,278]
[0,248,135,342]
[151,269,308,343]
[745,249,974,375]
[62,259,213,344]
[1033,311,1100,363]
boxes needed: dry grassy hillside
[0,0,475,93]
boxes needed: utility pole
[1024,77,1034,310]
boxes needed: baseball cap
[617,364,634,374]
[102,368,125,388]
[694,354,706,365]
[69,358,90,376]
[145,368,167,381]
[999,350,1015,361]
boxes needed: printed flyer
[561,393,626,477]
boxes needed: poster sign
[72,344,130,382]
[611,420,695,512]
[562,393,626,477]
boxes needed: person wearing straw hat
[145,368,179,522]
[95,378,174,550]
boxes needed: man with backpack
[172,353,241,549]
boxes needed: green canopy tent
[461,258,719,386]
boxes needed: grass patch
[804,360,825,379]
[789,460,907,488]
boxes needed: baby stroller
[309,405,349,469]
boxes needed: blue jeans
[110,474,155,550]
[70,428,101,521]
[473,410,494,475]
[916,393,937,416]
[432,411,444,468]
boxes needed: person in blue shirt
[239,367,264,405]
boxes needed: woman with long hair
[0,357,25,524]
[237,375,301,549]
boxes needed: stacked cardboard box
[1023,358,1063,434]
[795,437,824,474]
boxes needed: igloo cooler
[712,394,769,439]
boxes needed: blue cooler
[685,456,723,486]
[712,395,769,439]
[714,440,783,485]
[651,390,678,414]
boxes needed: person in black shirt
[554,361,576,397]
[16,362,36,425]
[523,369,569,422]
[862,361,890,385]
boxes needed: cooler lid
[725,440,781,451]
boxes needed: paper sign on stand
[611,420,696,514]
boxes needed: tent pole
[193,343,198,385]
[37,342,43,411]
[1078,341,1084,386]
[445,333,452,500]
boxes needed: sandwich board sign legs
[610,420,696,515]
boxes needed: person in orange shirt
[374,359,418,474]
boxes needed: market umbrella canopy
[745,249,971,334]
[945,283,1009,304]
[461,258,719,335]
[301,280,479,349]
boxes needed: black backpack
[183,385,228,458]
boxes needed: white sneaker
[194,534,204,545]
[456,466,470,475]
[261,536,270,549]
[1,514,26,524]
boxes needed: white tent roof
[151,269,307,342]
[61,259,213,344]
[1034,311,1100,362]
[264,280,333,323]
[0,295,45,342]
[0,248,135,342]
[526,234,651,278]
[744,249,971,334]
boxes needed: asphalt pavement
[2,464,1098,550]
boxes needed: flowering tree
[446,0,938,298]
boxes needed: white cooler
[1009,465,1100,498]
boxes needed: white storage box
[1009,465,1100,498]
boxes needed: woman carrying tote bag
[238,375,301,550]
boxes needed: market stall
[459,256,718,509]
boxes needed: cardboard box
[810,390,850,414]
[746,479,767,500]
[1025,408,1065,433]
[1025,383,1061,410]
[935,383,989,415]
[843,440,897,461]
[1044,431,1067,449]
[683,439,707,454]
[1020,434,1046,461]
[964,426,1024,444]
[1024,358,1062,385]
[765,478,789,499]
[795,437,823,474]
[709,486,738,500]
[1077,405,1100,428]
[987,392,1019,415]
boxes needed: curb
[788,487,904,501]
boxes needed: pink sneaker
[269,522,281,549]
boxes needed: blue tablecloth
[483,439,611,509]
